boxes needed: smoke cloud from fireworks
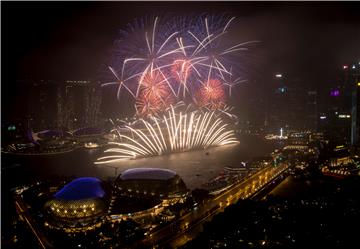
[102,14,258,117]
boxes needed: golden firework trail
[95,106,238,164]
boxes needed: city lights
[338,114,351,119]
[330,89,340,97]
[4,3,360,249]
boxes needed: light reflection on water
[3,135,280,189]
[98,144,242,189]
[96,135,279,189]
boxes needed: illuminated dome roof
[45,178,108,227]
[54,177,105,201]
[114,168,188,200]
[120,168,177,181]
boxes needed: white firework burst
[95,106,238,164]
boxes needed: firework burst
[135,70,175,117]
[101,14,258,116]
[95,106,238,164]
[171,59,192,84]
[196,79,226,110]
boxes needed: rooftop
[54,177,105,201]
[120,168,177,181]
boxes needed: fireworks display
[95,106,239,164]
[96,14,255,162]
[196,79,226,110]
[102,14,257,117]
[135,70,175,117]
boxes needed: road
[140,163,290,248]
[14,194,54,248]
[13,163,288,249]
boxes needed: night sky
[3,1,360,94]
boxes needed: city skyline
[2,2,360,249]
[3,2,360,130]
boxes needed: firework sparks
[196,79,226,110]
[171,59,193,97]
[171,59,192,83]
[102,14,258,116]
[221,67,247,97]
[135,70,175,116]
[95,106,238,164]
[138,70,171,100]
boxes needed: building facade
[319,62,360,145]
[57,80,102,130]
[351,63,360,145]
[21,79,102,131]
[267,74,318,132]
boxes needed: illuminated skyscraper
[319,62,359,145]
[27,80,58,130]
[267,74,316,132]
[351,63,360,145]
[56,80,102,130]
[18,79,102,131]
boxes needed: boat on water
[84,142,99,149]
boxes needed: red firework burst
[171,60,192,82]
[140,70,170,99]
[196,79,226,110]
[136,70,174,116]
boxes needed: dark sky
[3,1,360,87]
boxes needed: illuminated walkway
[141,163,290,248]
[14,195,54,248]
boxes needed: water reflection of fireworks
[96,106,239,164]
